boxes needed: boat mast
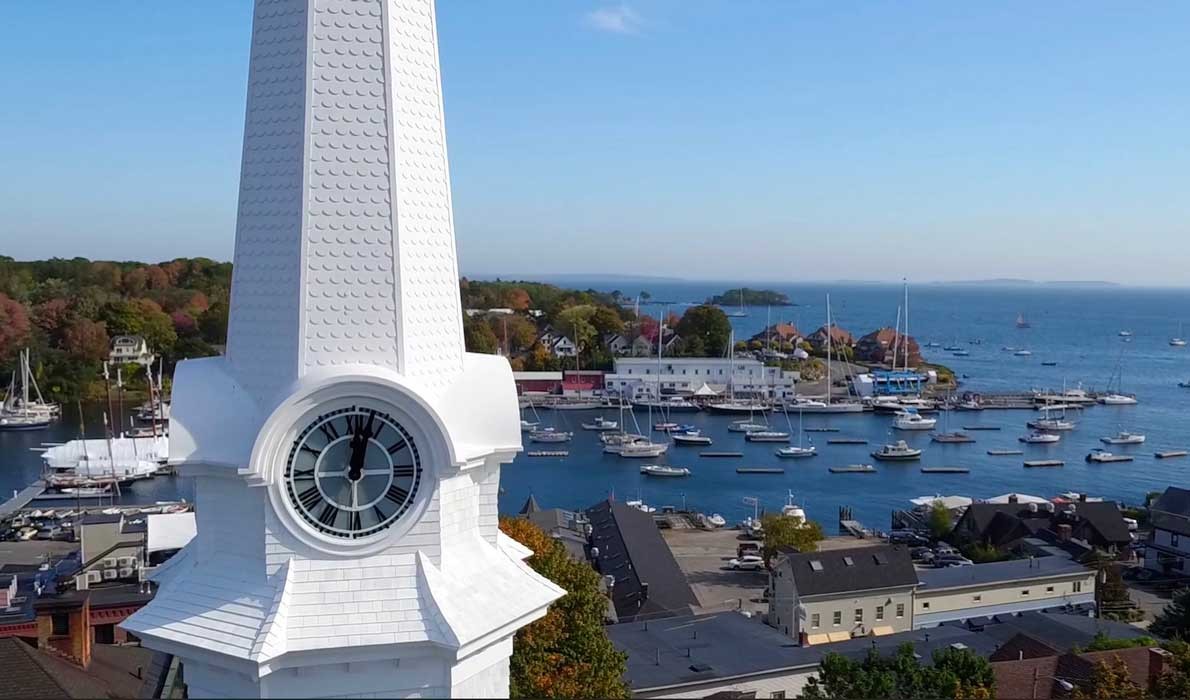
[825,294,832,407]
[903,278,910,374]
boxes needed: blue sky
[2,2,1188,284]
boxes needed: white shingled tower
[122,1,563,697]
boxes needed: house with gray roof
[1144,486,1190,575]
[951,497,1132,556]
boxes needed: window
[809,560,824,572]
[51,613,69,637]
[1046,586,1055,593]
[973,595,982,603]
[833,611,841,626]
[876,606,884,621]
[854,608,863,623]
[1073,581,1083,593]
[1021,589,1030,596]
[811,613,820,628]
[1174,533,1181,548]
[922,602,930,610]
[896,603,905,618]
[843,556,854,567]
[771,692,787,699]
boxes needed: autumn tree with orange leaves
[499,517,629,699]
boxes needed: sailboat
[723,288,749,318]
[1171,322,1186,347]
[1016,312,1031,329]
[803,294,863,414]
[0,350,52,431]
[708,329,769,415]
[618,316,670,458]
[1100,350,1138,405]
[775,407,816,458]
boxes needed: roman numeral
[372,505,387,524]
[319,421,339,442]
[345,413,359,434]
[387,441,407,455]
[318,504,338,527]
[385,485,409,504]
[292,467,314,479]
[300,444,320,456]
[393,465,415,479]
[350,511,362,532]
[298,487,322,511]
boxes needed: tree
[928,501,952,540]
[62,318,110,362]
[799,644,994,700]
[1151,587,1190,638]
[676,305,732,357]
[1155,641,1190,698]
[489,315,538,356]
[499,518,629,699]
[1070,656,1148,700]
[1096,559,1143,622]
[463,315,499,354]
[0,293,31,360]
[555,305,598,352]
[503,287,532,311]
[32,298,72,340]
[589,306,624,337]
[199,301,230,345]
[760,513,824,567]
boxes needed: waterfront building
[851,370,934,398]
[767,544,919,644]
[1143,486,1190,575]
[120,1,562,696]
[950,497,1132,557]
[108,335,154,365]
[605,357,799,401]
[750,322,802,346]
[806,324,854,352]
[913,557,1095,628]
[854,328,921,366]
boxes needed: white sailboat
[1100,350,1138,405]
[0,350,53,431]
[1172,322,1187,347]
[804,293,863,413]
[708,329,770,414]
[775,408,816,458]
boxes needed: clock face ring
[283,405,423,539]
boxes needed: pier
[830,465,877,474]
[736,467,784,474]
[0,481,46,520]
[1157,451,1188,459]
[700,451,743,458]
[988,449,1024,456]
[1024,460,1065,468]
[828,438,868,445]
[920,467,970,474]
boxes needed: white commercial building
[605,357,799,400]
[122,1,562,696]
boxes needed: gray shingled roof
[780,544,918,598]
[918,556,1091,592]
[1151,487,1190,536]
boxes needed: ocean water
[4,282,1189,530]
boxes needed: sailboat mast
[903,279,910,373]
[892,305,901,373]
[825,294,832,407]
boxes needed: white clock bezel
[250,374,446,555]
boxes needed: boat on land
[1086,449,1133,464]
[706,513,727,527]
[892,409,937,431]
[640,464,690,477]
[1020,432,1061,444]
[871,440,922,461]
[671,431,713,446]
[581,416,619,431]
[1101,431,1145,445]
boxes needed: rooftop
[777,544,918,598]
[918,556,1091,592]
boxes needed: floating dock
[736,467,784,474]
[828,438,868,445]
[988,449,1024,456]
[804,428,840,433]
[701,451,743,458]
[830,465,877,474]
[1024,460,1065,468]
[0,481,46,519]
[931,434,975,444]
[1087,454,1134,464]
[527,450,569,457]
[921,467,970,474]
[1157,451,1188,459]
[964,426,1002,431]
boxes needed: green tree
[555,305,598,352]
[928,501,952,540]
[463,315,499,354]
[499,517,628,699]
[1155,641,1190,698]
[199,301,230,345]
[1151,587,1190,638]
[799,644,994,700]
[1070,656,1148,700]
[675,304,732,357]
[589,306,624,337]
[760,513,824,567]
[1096,558,1144,622]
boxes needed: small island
[707,287,794,307]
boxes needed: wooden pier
[0,481,46,519]
[921,467,970,474]
[830,465,877,474]
[1024,460,1064,468]
[828,438,868,445]
[526,450,569,457]
[736,467,784,474]
[701,451,743,458]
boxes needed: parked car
[889,530,930,546]
[737,542,761,558]
[910,547,935,563]
[935,544,959,556]
[729,555,765,571]
[935,555,974,568]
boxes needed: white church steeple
[123,2,562,696]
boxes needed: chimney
[1009,494,1019,504]
[1057,524,1073,542]
[1149,648,1171,687]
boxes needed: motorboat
[781,491,807,521]
[639,464,690,477]
[653,422,680,432]
[581,416,619,431]
[1027,418,1076,431]
[775,445,817,458]
[1180,381,1190,389]
[707,401,770,415]
[0,413,52,431]
[1119,330,1133,337]
[529,428,572,443]
[943,344,963,352]
[671,431,712,446]
[1099,394,1138,406]
[951,350,971,357]
[1101,431,1146,445]
[745,430,790,443]
[706,513,727,527]
[1020,432,1061,444]
[892,409,937,431]
[728,420,768,433]
[520,420,539,432]
[1033,387,1097,406]
[634,396,700,412]
[1041,361,1057,366]
[1013,350,1033,357]
[1173,339,1188,347]
[1002,346,1016,352]
[619,441,669,458]
[871,440,922,461]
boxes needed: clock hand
[347,426,368,479]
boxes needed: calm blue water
[4,282,1189,529]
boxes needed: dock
[736,467,784,474]
[701,451,743,458]
[921,467,970,474]
[931,434,975,444]
[1087,454,1134,464]
[828,438,868,445]
[1157,451,1188,459]
[830,465,877,474]
[988,449,1024,456]
[964,426,1002,431]
[0,481,46,519]
[804,428,840,433]
[1024,460,1064,468]
[526,450,569,457]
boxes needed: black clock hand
[347,431,367,480]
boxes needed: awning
[692,383,719,397]
[870,626,896,637]
[827,631,852,643]
[805,633,832,646]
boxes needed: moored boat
[775,445,817,458]
[892,409,936,431]
[529,428,572,443]
[639,464,690,477]
[1020,432,1061,444]
[1100,431,1145,445]
[581,416,619,431]
[671,431,712,446]
[871,440,922,461]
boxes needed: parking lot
[662,528,882,615]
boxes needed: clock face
[283,405,422,539]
